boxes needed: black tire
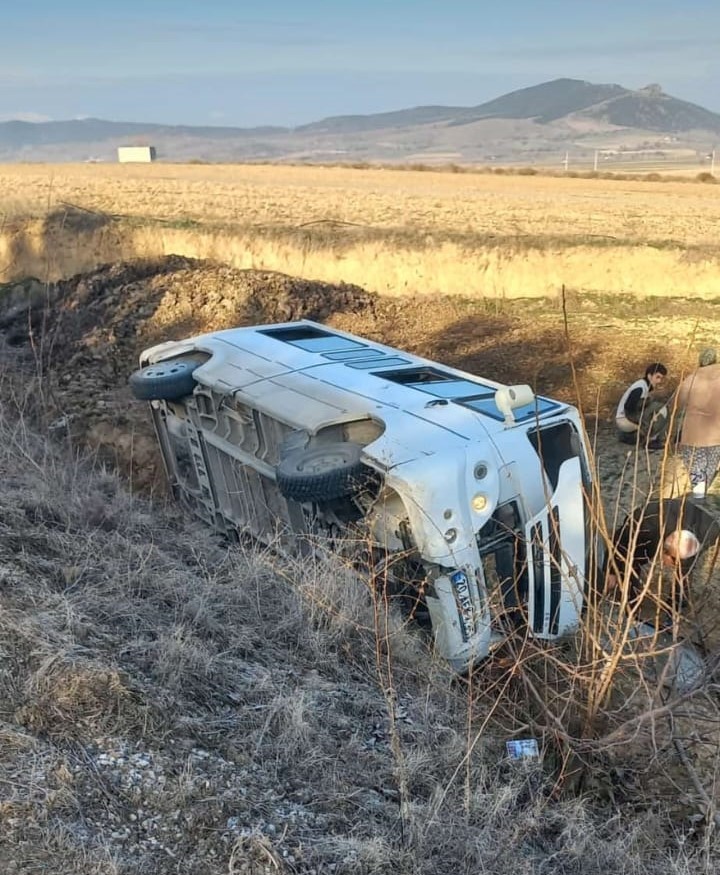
[276,442,367,503]
[129,359,199,401]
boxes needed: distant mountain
[297,78,720,134]
[298,79,631,133]
[295,105,474,134]
[296,79,628,133]
[456,78,628,124]
[0,79,718,163]
[577,84,720,133]
[0,117,287,149]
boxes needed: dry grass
[2,365,720,873]
[1,162,719,246]
[2,164,720,299]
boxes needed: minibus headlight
[471,493,488,513]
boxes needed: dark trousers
[617,400,668,445]
[625,566,687,619]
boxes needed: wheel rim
[297,451,353,474]
[143,362,191,379]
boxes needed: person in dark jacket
[615,362,669,448]
[606,497,720,624]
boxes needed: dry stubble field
[2,161,720,242]
[2,163,720,302]
[2,164,720,873]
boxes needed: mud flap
[525,456,586,639]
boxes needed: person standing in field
[672,348,720,498]
[615,362,669,449]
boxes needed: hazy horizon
[2,0,719,127]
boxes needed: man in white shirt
[615,362,668,449]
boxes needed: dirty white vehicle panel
[130,320,596,671]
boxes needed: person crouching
[615,362,669,450]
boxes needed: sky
[1,0,719,127]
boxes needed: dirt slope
[0,258,377,491]
[1,253,716,505]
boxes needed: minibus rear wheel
[129,359,199,401]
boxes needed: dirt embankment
[0,257,380,490]
[1,254,717,499]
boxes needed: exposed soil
[1,254,717,508]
